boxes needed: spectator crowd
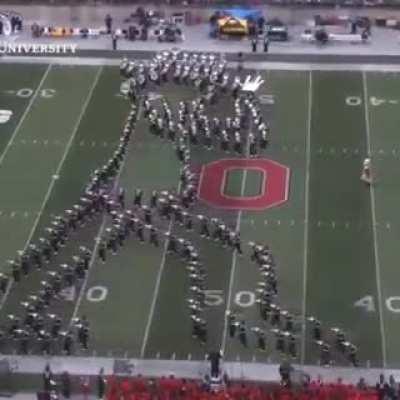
[104,375,384,400]
[38,365,400,400]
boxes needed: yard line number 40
[345,96,398,107]
[354,295,400,313]
[60,285,108,303]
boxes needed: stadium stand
[3,0,400,7]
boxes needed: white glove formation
[240,75,265,93]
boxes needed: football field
[0,61,399,369]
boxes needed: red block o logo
[198,158,290,210]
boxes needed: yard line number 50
[15,88,56,98]
[204,290,256,308]
[354,295,400,313]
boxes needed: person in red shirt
[133,374,147,393]
[185,378,200,397]
[120,378,132,398]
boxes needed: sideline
[0,354,391,385]
[4,56,400,72]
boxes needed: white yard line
[69,76,142,327]
[0,66,103,313]
[300,71,312,365]
[140,88,206,357]
[362,71,387,368]
[69,218,107,326]
[221,95,254,354]
[221,172,247,353]
[69,166,124,325]
[0,64,52,167]
[140,218,174,358]
[140,182,182,358]
[28,65,103,245]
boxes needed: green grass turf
[0,64,48,272]
[225,70,310,363]
[142,84,241,360]
[224,169,264,198]
[0,66,129,343]
[77,107,182,358]
[305,71,382,367]
[0,65,101,325]
[0,64,47,155]
[25,65,130,335]
[0,64,399,368]
[365,72,400,368]
[0,65,99,271]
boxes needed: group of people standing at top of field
[251,35,270,53]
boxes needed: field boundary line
[0,64,52,167]
[0,353,394,382]
[362,71,387,368]
[6,57,400,72]
[0,66,103,313]
[300,71,312,365]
